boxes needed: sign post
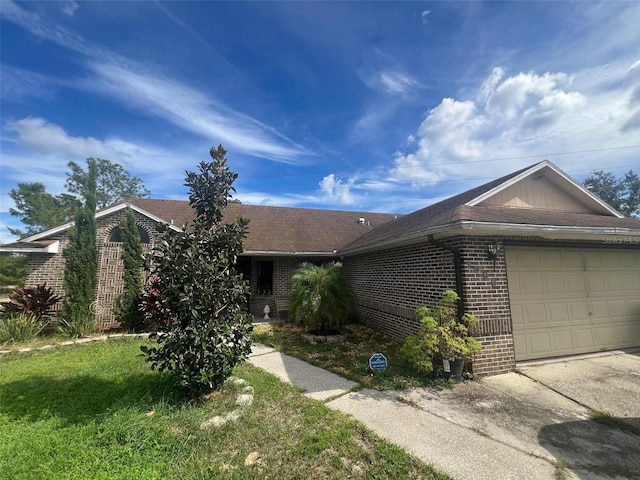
[368,353,388,373]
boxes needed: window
[108,226,150,243]
[257,261,273,296]
[237,258,251,283]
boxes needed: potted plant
[401,290,482,380]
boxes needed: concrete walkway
[248,343,560,480]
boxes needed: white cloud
[62,1,79,16]
[389,64,639,187]
[484,71,578,121]
[0,66,56,101]
[235,191,302,207]
[421,10,430,25]
[360,67,423,96]
[318,174,355,205]
[378,71,422,95]
[6,117,121,160]
[1,0,308,164]
[84,63,307,163]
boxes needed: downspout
[428,234,464,320]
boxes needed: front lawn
[0,339,449,480]
[252,322,443,390]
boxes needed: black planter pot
[443,358,465,381]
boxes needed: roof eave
[242,250,339,257]
[341,221,640,256]
[0,241,60,254]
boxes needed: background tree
[583,169,640,217]
[8,184,80,238]
[7,159,150,239]
[290,261,352,335]
[61,159,98,337]
[140,145,252,396]
[113,208,144,331]
[0,253,27,288]
[66,158,150,209]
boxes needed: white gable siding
[478,175,593,213]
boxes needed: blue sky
[1,0,639,243]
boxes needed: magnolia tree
[141,145,252,395]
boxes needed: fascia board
[0,241,59,254]
[20,202,182,243]
[341,221,640,256]
[457,221,640,236]
[242,250,339,257]
[22,221,76,242]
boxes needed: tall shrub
[114,208,144,331]
[141,145,253,395]
[61,158,98,336]
[290,261,352,335]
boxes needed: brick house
[3,160,640,375]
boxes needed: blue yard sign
[369,353,388,373]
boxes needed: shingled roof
[130,198,399,254]
[341,161,640,253]
[5,161,639,256]
[342,165,532,252]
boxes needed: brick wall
[25,208,159,330]
[473,334,516,376]
[344,236,517,376]
[95,210,158,329]
[458,236,515,375]
[343,242,457,342]
[25,234,69,316]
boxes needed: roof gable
[18,201,181,243]
[342,160,637,254]
[467,160,622,217]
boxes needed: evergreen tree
[141,145,252,395]
[114,208,144,331]
[584,169,640,217]
[61,159,98,335]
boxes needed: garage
[506,246,640,361]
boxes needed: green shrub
[290,261,352,335]
[62,159,98,330]
[57,312,97,338]
[402,290,482,375]
[141,146,253,396]
[0,283,62,320]
[0,313,47,344]
[113,208,145,331]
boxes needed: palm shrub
[140,145,253,396]
[113,207,145,331]
[402,290,482,375]
[290,261,352,335]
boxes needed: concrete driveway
[395,349,640,480]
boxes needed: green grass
[252,322,445,390]
[0,338,449,480]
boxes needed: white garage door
[506,246,640,361]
